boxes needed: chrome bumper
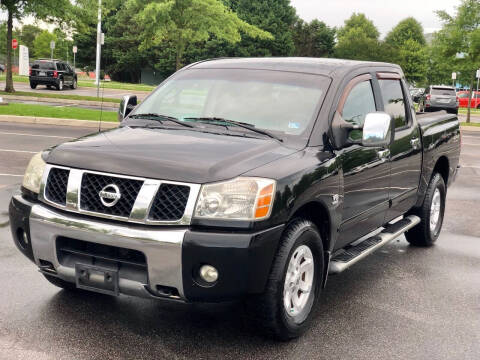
[29,203,187,300]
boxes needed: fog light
[199,265,218,283]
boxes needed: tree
[32,30,56,59]
[384,18,427,84]
[337,13,379,40]
[335,13,386,61]
[0,0,74,92]
[292,19,335,57]
[435,0,480,122]
[18,24,41,50]
[385,17,426,47]
[135,0,273,70]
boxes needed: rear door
[336,74,391,249]
[377,74,422,221]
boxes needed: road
[0,81,150,100]
[0,123,479,359]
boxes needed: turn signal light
[29,68,32,76]
[255,184,274,219]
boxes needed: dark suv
[29,59,77,91]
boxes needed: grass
[0,74,154,92]
[0,90,120,103]
[0,103,117,122]
[458,108,480,114]
[460,122,480,127]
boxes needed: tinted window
[431,88,456,96]
[458,93,469,99]
[57,63,65,71]
[32,61,55,70]
[379,79,407,128]
[342,80,376,127]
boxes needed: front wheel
[405,173,446,246]
[71,78,77,89]
[245,219,324,340]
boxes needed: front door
[336,75,391,249]
[377,75,422,220]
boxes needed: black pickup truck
[9,58,460,340]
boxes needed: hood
[46,126,298,183]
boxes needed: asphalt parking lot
[0,122,479,359]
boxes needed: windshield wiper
[129,113,194,128]
[184,117,283,142]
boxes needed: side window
[341,80,376,127]
[58,63,65,71]
[379,79,407,129]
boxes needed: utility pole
[95,0,102,97]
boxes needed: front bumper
[9,195,284,302]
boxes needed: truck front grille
[41,166,199,225]
[149,183,190,221]
[80,173,143,218]
[44,168,69,206]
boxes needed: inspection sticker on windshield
[288,122,300,129]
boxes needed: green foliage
[17,24,41,50]
[136,0,273,70]
[292,19,335,57]
[337,13,379,40]
[32,30,56,58]
[385,17,426,47]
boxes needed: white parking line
[0,173,23,177]
[0,149,37,154]
[0,131,74,139]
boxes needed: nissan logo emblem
[99,184,121,207]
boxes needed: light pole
[95,0,102,97]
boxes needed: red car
[457,90,480,108]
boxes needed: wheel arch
[433,155,449,186]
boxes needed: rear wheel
[56,79,64,91]
[29,82,37,89]
[245,219,324,340]
[405,173,446,246]
[43,274,77,290]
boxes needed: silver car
[419,85,459,114]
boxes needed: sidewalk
[0,114,118,129]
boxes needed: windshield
[129,68,330,144]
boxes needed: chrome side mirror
[362,112,394,147]
[118,95,137,121]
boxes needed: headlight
[22,152,46,194]
[194,177,276,221]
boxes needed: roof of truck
[189,57,401,77]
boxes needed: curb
[1,94,118,108]
[0,115,119,129]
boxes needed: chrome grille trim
[39,164,201,226]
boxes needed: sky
[290,0,460,37]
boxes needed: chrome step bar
[329,215,421,274]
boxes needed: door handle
[410,138,421,149]
[377,149,390,159]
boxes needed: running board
[328,215,420,274]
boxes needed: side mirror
[361,112,394,147]
[118,95,137,121]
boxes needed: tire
[245,219,324,340]
[30,82,37,89]
[71,78,77,89]
[43,274,77,290]
[405,173,446,246]
[56,79,64,91]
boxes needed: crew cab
[29,59,77,91]
[9,58,460,340]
